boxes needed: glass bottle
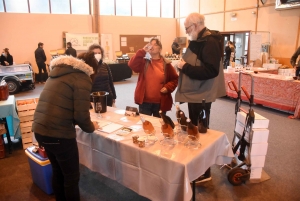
[198,99,208,133]
[159,110,175,129]
[140,116,155,134]
[179,112,187,131]
[159,119,174,138]
[186,118,199,139]
[175,105,182,123]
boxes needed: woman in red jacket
[128,38,178,117]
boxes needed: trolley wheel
[227,167,247,186]
[6,79,20,94]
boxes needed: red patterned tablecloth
[224,72,300,119]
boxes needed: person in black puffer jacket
[0,48,13,65]
[32,51,99,201]
[88,44,117,106]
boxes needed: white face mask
[94,54,102,62]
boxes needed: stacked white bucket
[16,98,38,149]
[234,111,269,180]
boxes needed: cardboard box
[237,111,269,129]
[235,121,269,143]
[250,167,262,179]
[234,137,268,156]
[235,153,266,167]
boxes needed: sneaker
[194,174,212,184]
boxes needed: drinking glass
[184,135,200,150]
[144,129,156,144]
[95,102,102,118]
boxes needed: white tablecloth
[76,107,233,201]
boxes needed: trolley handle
[228,80,238,93]
[241,86,251,101]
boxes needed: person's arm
[8,55,13,65]
[181,37,220,80]
[290,47,300,66]
[105,63,117,100]
[0,55,4,65]
[128,49,147,73]
[73,76,95,133]
[163,64,179,93]
[42,50,47,62]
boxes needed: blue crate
[25,146,53,194]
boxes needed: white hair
[185,12,205,26]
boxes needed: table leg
[192,180,196,201]
[3,118,12,154]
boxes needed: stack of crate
[234,110,270,181]
[17,98,39,149]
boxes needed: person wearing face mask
[88,44,116,107]
[175,12,226,183]
[0,48,13,66]
[128,38,178,117]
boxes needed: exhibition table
[76,107,233,201]
[108,63,132,82]
[224,71,300,118]
[0,95,21,138]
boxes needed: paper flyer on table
[97,121,124,133]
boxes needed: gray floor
[1,74,300,201]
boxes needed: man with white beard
[175,12,226,183]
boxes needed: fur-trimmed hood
[49,55,94,76]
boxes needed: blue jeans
[139,102,161,118]
[35,133,80,201]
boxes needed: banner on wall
[101,34,113,61]
[66,33,99,50]
[249,33,262,61]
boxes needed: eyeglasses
[185,24,194,31]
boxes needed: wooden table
[76,107,233,201]
[224,71,300,118]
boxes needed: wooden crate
[19,115,34,122]
[16,98,38,117]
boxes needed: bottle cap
[186,118,191,122]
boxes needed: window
[132,0,146,17]
[147,0,160,17]
[5,0,28,13]
[116,0,131,16]
[245,33,249,51]
[71,0,89,14]
[50,0,70,14]
[99,0,114,15]
[29,0,50,14]
[0,1,4,12]
[161,0,173,18]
